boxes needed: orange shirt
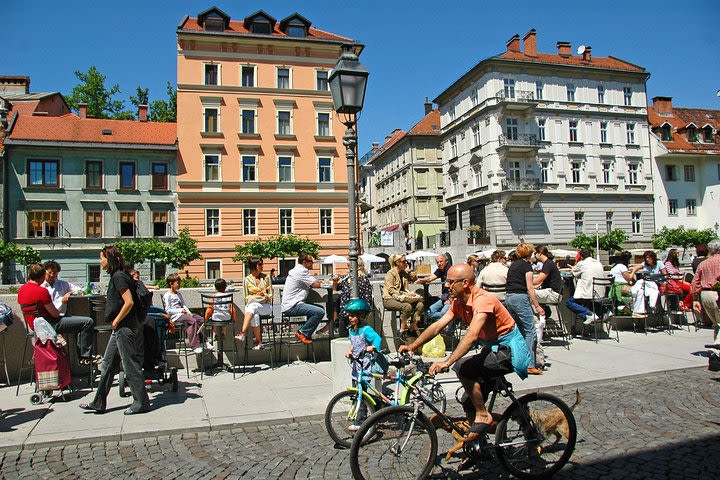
[449,286,515,340]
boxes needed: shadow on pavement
[0,407,49,432]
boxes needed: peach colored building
[176,7,363,279]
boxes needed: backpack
[135,280,154,323]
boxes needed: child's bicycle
[349,371,577,479]
[325,352,447,448]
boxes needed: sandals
[462,420,497,442]
[79,403,105,414]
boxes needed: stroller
[118,305,178,396]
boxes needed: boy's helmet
[344,298,371,315]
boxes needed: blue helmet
[344,298,371,315]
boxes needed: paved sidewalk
[0,327,712,451]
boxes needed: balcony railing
[501,178,542,191]
[498,133,540,148]
[467,230,491,246]
[495,89,537,103]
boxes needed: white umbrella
[406,250,439,261]
[475,248,498,260]
[360,253,386,264]
[322,254,348,264]
[551,248,578,258]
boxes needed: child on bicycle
[344,299,388,431]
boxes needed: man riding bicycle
[399,263,531,442]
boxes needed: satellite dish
[577,45,586,55]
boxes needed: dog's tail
[569,389,582,411]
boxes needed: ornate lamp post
[329,44,369,299]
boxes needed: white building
[433,30,654,260]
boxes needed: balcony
[501,178,542,191]
[467,230,491,246]
[497,133,541,156]
[495,89,538,115]
[500,177,542,210]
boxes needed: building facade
[3,104,177,284]
[433,30,654,261]
[176,7,361,279]
[648,96,720,232]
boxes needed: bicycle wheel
[325,390,378,448]
[410,376,446,414]
[495,392,577,479]
[350,405,437,480]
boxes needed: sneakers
[235,332,245,342]
[295,332,313,344]
[193,346,204,354]
[205,341,215,352]
[347,424,361,432]
[527,367,544,375]
[252,343,264,351]
[583,313,600,325]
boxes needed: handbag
[421,334,446,358]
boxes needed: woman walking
[80,246,150,415]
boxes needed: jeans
[504,293,537,369]
[89,326,150,411]
[54,315,94,358]
[283,302,325,339]
[565,297,594,318]
[426,299,450,321]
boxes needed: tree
[149,82,177,123]
[164,228,202,271]
[569,233,595,253]
[130,86,149,109]
[653,226,718,258]
[115,239,147,267]
[599,229,628,255]
[233,235,321,262]
[0,240,41,283]
[65,66,126,119]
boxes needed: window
[241,65,255,87]
[661,124,672,141]
[470,88,478,106]
[286,24,306,37]
[567,84,575,102]
[242,156,257,182]
[85,161,102,189]
[631,211,641,234]
[243,209,256,235]
[449,105,455,122]
[204,155,220,181]
[538,119,546,141]
[623,87,632,106]
[316,70,329,91]
[471,125,480,147]
[569,121,579,142]
[241,109,255,134]
[204,64,219,86]
[317,112,331,136]
[88,265,101,284]
[597,85,605,103]
[668,199,678,216]
[86,211,102,238]
[278,156,293,182]
[600,122,608,143]
[277,68,290,89]
[320,209,332,234]
[540,161,549,183]
[27,159,59,187]
[626,124,636,144]
[449,137,457,157]
[279,209,292,234]
[206,209,220,236]
[703,126,713,142]
[535,81,543,100]
[570,161,582,183]
[277,111,291,135]
[449,174,459,196]
[684,164,695,181]
[119,211,135,237]
[153,211,168,237]
[28,211,59,238]
[506,118,518,140]
[627,162,639,185]
[318,157,332,182]
[574,212,584,234]
[665,165,677,181]
[508,161,521,180]
[119,162,135,190]
[206,261,221,280]
[503,79,515,99]
[151,163,168,190]
[601,161,613,184]
[472,163,482,188]
[686,199,697,216]
[605,211,613,232]
[204,107,219,133]
[687,126,698,142]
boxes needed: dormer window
[286,23,306,37]
[244,10,277,35]
[250,20,271,34]
[687,125,698,142]
[661,124,672,141]
[204,14,225,32]
[280,13,311,38]
[197,7,230,32]
[703,126,714,142]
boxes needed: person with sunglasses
[280,252,330,344]
[382,253,424,341]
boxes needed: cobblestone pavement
[2,368,719,479]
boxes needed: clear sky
[4,1,719,153]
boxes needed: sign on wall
[380,231,394,246]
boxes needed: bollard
[330,337,352,393]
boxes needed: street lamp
[329,44,369,299]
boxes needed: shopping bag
[421,334,446,358]
[34,338,71,391]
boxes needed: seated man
[477,250,508,301]
[416,253,452,322]
[565,249,607,325]
[400,264,531,443]
[19,263,96,364]
[281,253,326,344]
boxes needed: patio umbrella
[551,248,578,258]
[475,248,499,260]
[360,253,386,264]
[405,250,439,261]
[322,254,348,264]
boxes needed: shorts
[452,345,513,382]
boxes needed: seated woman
[237,258,273,350]
[662,249,692,309]
[382,253,424,341]
[334,258,373,337]
[609,251,642,313]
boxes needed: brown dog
[430,414,471,460]
[528,389,582,452]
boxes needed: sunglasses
[445,278,465,286]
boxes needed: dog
[430,414,471,460]
[528,389,582,453]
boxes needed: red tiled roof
[378,129,406,152]
[179,16,353,42]
[648,105,720,154]
[8,101,41,117]
[407,109,440,136]
[8,113,177,147]
[495,51,645,72]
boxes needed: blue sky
[4,1,719,153]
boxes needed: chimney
[506,34,521,53]
[582,46,592,61]
[372,142,379,150]
[523,29,537,56]
[138,104,148,122]
[424,97,433,115]
[78,103,88,119]
[652,96,673,115]
[385,135,392,143]
[556,41,571,57]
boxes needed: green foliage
[651,226,718,258]
[115,239,147,267]
[233,234,320,262]
[16,246,42,267]
[149,82,177,123]
[154,277,200,289]
[599,229,628,254]
[569,233,595,253]
[0,240,41,267]
[114,229,201,272]
[65,66,126,119]
[164,228,202,270]
[130,86,149,109]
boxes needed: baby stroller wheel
[118,371,130,397]
[30,393,43,405]
[171,368,178,392]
